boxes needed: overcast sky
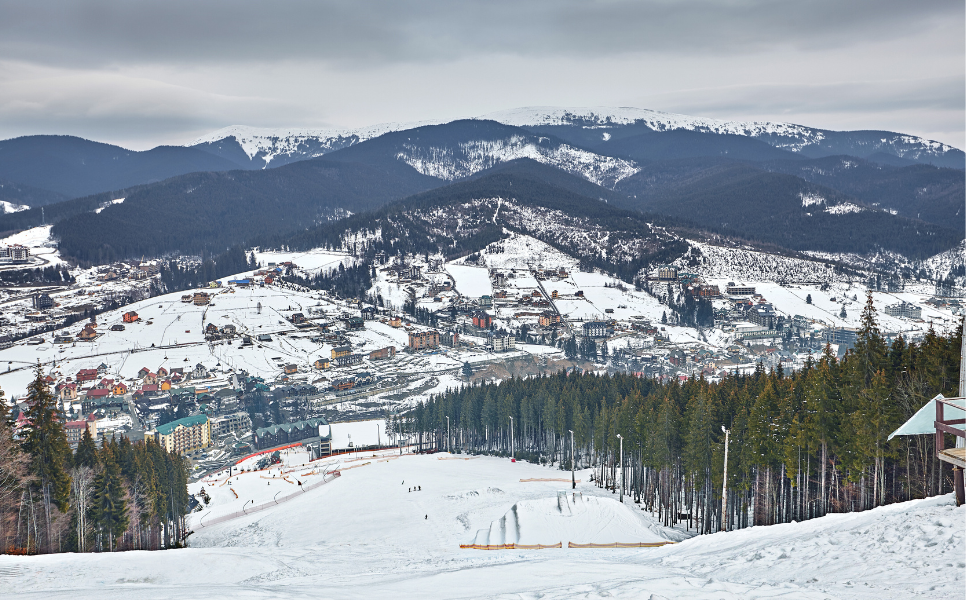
[1,0,962,150]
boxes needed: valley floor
[2,454,963,599]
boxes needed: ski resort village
[0,218,964,597]
[0,226,961,466]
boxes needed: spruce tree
[21,365,71,512]
[851,291,887,388]
[0,384,10,427]
[74,428,99,470]
[92,446,129,551]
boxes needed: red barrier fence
[459,542,562,550]
[567,541,674,548]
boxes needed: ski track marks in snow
[1,455,962,600]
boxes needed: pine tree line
[0,368,191,554]
[397,294,962,533]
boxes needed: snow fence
[460,541,674,550]
[194,471,341,529]
[568,541,674,548]
[460,542,562,550]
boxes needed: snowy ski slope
[1,453,962,599]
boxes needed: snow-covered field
[446,264,492,298]
[2,454,962,599]
[0,225,64,269]
[252,248,353,276]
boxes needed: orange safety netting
[338,462,371,471]
[519,478,581,483]
[229,487,238,499]
[459,542,562,550]
[567,541,674,548]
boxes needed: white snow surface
[800,192,825,208]
[0,225,63,268]
[94,197,125,214]
[0,200,29,214]
[190,120,441,163]
[395,136,639,187]
[825,202,866,215]
[1,454,962,599]
[445,264,492,298]
[0,225,55,248]
[481,106,961,155]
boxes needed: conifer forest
[397,296,963,533]
[0,368,190,554]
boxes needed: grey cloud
[0,1,961,149]
[0,0,960,67]
[659,77,966,122]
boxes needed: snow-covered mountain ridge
[395,136,639,187]
[482,106,826,143]
[189,107,962,169]
[481,106,960,160]
[190,120,442,165]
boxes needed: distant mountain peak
[478,106,962,160]
[479,105,822,137]
[189,120,443,163]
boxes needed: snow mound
[471,492,666,546]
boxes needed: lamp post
[616,434,624,503]
[569,429,575,489]
[721,425,730,532]
[445,416,450,453]
[508,416,514,460]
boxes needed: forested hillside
[0,135,248,199]
[615,160,961,258]
[759,156,965,227]
[50,157,441,263]
[0,178,67,208]
[399,296,963,533]
[275,166,690,282]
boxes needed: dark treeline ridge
[0,265,75,286]
[615,160,962,259]
[0,191,112,240]
[280,262,375,300]
[157,246,256,292]
[397,295,962,534]
[48,156,438,264]
[0,368,191,554]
